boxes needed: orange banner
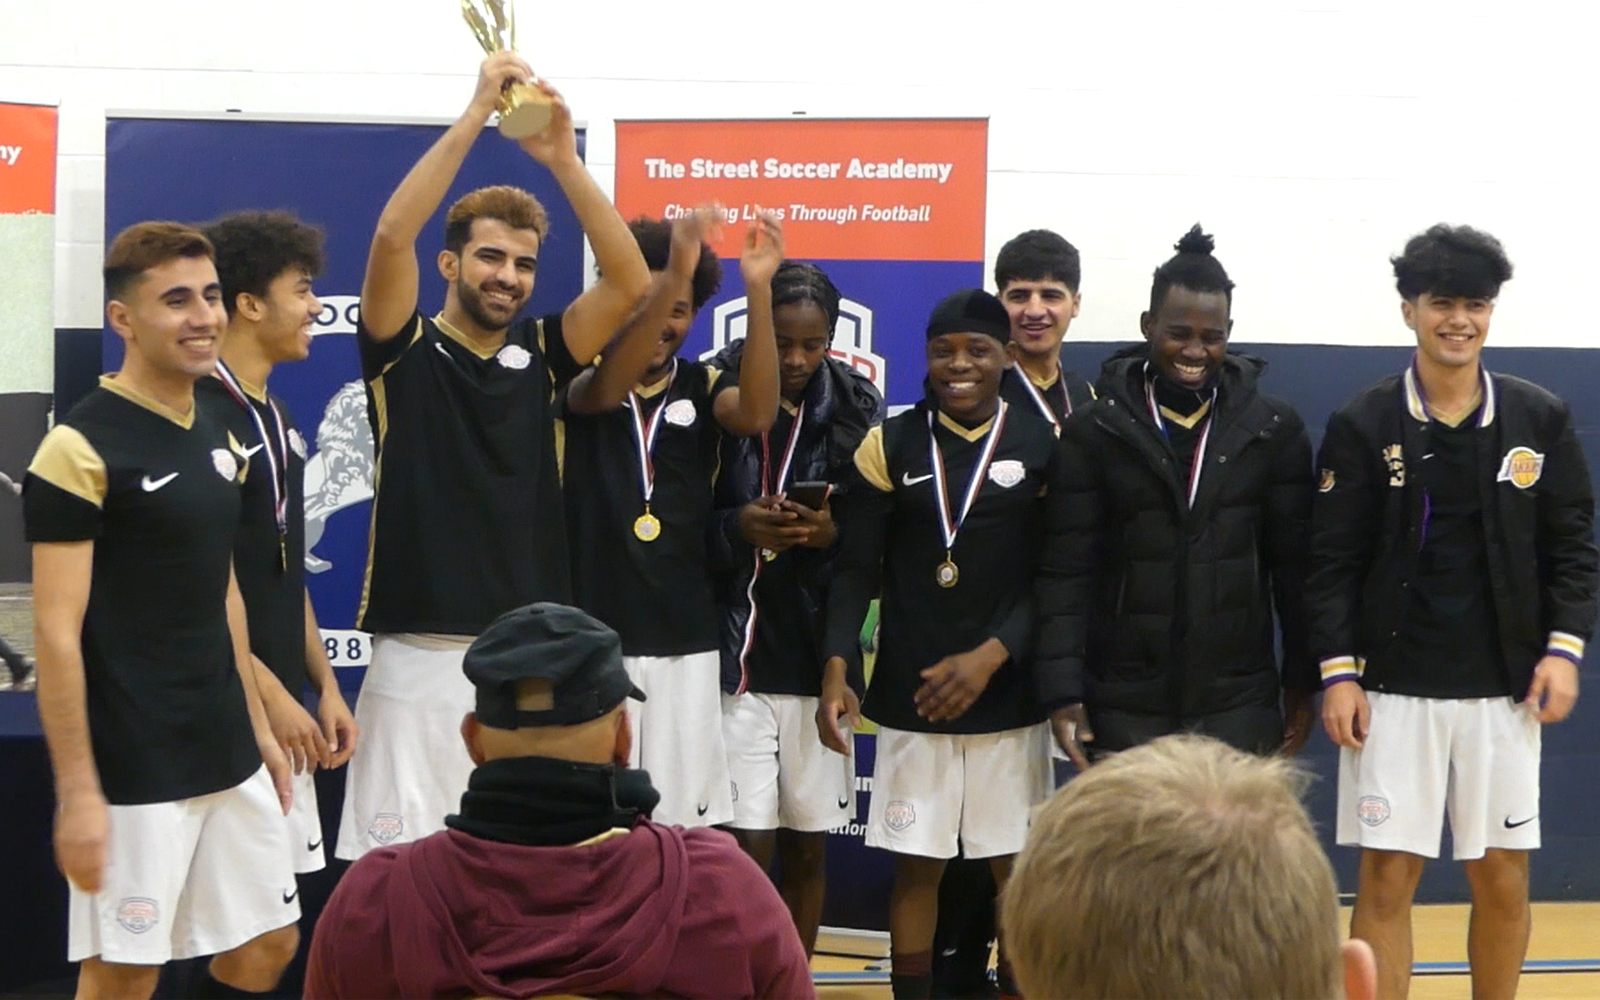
[0,102,57,214]
[613,118,986,262]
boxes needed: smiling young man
[337,52,653,861]
[24,223,298,999]
[820,289,1056,1000]
[1310,224,1596,1000]
[996,229,1096,430]
[198,211,359,882]
[1035,226,1317,772]
[559,212,782,828]
[708,260,885,956]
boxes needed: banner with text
[614,118,987,407]
[105,117,586,673]
[0,101,57,583]
[616,118,988,932]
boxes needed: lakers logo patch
[1319,468,1336,493]
[1383,444,1405,487]
[1496,447,1545,489]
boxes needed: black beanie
[926,288,1010,344]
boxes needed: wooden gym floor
[810,903,1600,999]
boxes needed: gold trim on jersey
[634,371,673,398]
[226,430,252,483]
[232,373,268,403]
[370,377,390,446]
[98,375,195,429]
[1026,368,1060,392]
[780,398,799,416]
[371,316,426,383]
[554,417,566,485]
[707,365,722,392]
[355,446,386,629]
[936,410,997,443]
[853,425,892,493]
[28,426,108,508]
[434,313,501,360]
[1158,398,1213,430]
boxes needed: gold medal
[935,559,960,588]
[633,512,661,542]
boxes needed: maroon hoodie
[304,820,814,999]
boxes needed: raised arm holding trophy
[461,0,554,139]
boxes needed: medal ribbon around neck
[213,360,291,559]
[1018,369,1071,428]
[1143,362,1218,509]
[761,402,806,497]
[628,360,679,514]
[928,400,1009,557]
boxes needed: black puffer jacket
[708,340,884,694]
[1035,345,1317,719]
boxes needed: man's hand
[915,640,1008,723]
[738,498,809,553]
[739,210,785,289]
[515,80,579,168]
[1281,687,1318,756]
[1321,681,1370,749]
[260,738,294,817]
[669,204,724,277]
[262,678,330,775]
[1526,655,1580,723]
[781,497,837,549]
[817,656,861,756]
[55,790,109,894]
[317,688,360,769]
[1049,703,1093,772]
[469,51,534,122]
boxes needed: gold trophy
[461,0,554,139]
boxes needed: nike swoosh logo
[838,797,849,809]
[240,443,264,458]
[140,473,179,492]
[1504,815,1537,829]
[306,837,323,852]
[902,472,933,486]
[696,803,709,817]
[282,887,299,904]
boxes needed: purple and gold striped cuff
[1547,632,1585,666]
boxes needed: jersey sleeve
[24,425,108,542]
[356,310,425,382]
[540,312,585,389]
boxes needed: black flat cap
[463,603,645,729]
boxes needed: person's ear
[1070,292,1082,320]
[1401,298,1417,332]
[1140,310,1156,343]
[106,300,135,343]
[236,292,266,323]
[460,713,487,766]
[439,250,460,282]
[615,709,633,767]
[1341,939,1377,1000]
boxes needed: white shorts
[287,768,324,874]
[624,651,734,828]
[722,692,854,833]
[68,766,299,964]
[866,724,1051,860]
[335,634,475,861]
[1337,693,1541,860]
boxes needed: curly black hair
[771,260,841,332]
[627,218,723,311]
[1149,224,1234,313]
[994,229,1080,293]
[201,210,325,317]
[1391,224,1513,301]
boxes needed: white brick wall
[3,0,1592,346]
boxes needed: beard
[456,278,525,332]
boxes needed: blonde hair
[1000,734,1343,1000]
[445,185,550,253]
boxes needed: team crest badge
[288,428,307,460]
[1319,468,1336,493]
[368,812,404,845]
[496,344,532,370]
[1382,444,1405,487]
[116,897,159,934]
[987,460,1026,489]
[663,399,698,427]
[884,800,916,831]
[212,448,239,482]
[1357,795,1391,828]
[1496,447,1545,489]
